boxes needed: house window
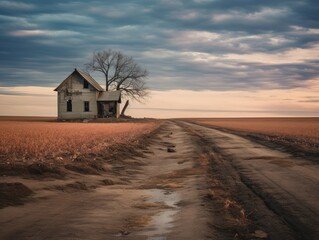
[84,101,90,112]
[67,100,72,112]
[83,80,89,89]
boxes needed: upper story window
[83,79,89,89]
[84,101,90,112]
[67,100,72,112]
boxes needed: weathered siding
[57,73,98,119]
[116,102,120,118]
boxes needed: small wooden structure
[54,69,121,120]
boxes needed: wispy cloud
[34,13,95,25]
[0,14,36,28]
[212,8,289,23]
[0,86,55,96]
[0,1,35,11]
[8,29,83,37]
[0,0,318,97]
[299,100,319,103]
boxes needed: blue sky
[0,0,318,117]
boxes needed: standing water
[139,189,181,239]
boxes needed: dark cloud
[0,0,318,92]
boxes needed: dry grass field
[1,119,318,239]
[187,117,319,156]
[0,118,158,163]
[190,118,319,140]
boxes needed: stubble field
[188,117,319,139]
[0,118,158,163]
[186,117,319,157]
[1,117,319,239]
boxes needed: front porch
[97,101,119,118]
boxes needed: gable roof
[97,90,121,103]
[54,68,104,91]
[76,69,104,91]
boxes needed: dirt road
[0,121,318,240]
[181,121,319,240]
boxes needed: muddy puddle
[139,189,181,239]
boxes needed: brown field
[188,117,319,140]
[1,119,319,239]
[186,117,319,156]
[0,116,56,122]
[0,118,158,163]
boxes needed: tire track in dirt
[181,121,319,240]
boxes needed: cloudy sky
[0,0,318,117]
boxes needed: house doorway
[98,102,116,118]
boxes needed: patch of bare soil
[139,167,201,190]
[133,202,173,210]
[124,214,153,228]
[0,162,66,179]
[0,182,33,208]
[100,178,115,185]
[53,181,95,192]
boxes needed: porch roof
[97,90,121,103]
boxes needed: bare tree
[85,49,149,101]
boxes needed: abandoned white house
[54,68,121,119]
